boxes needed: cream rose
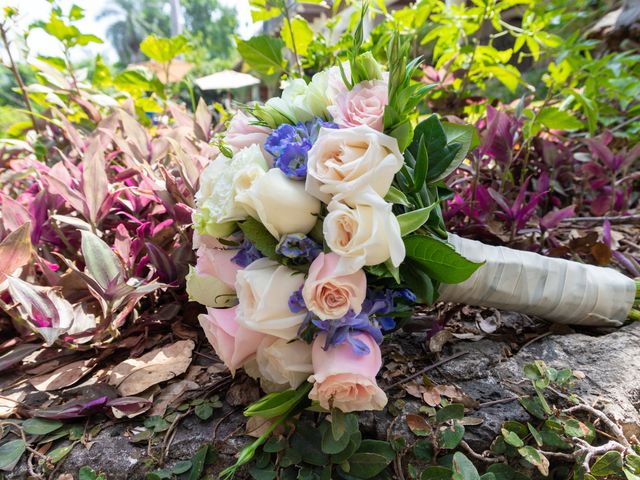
[248,337,313,392]
[235,258,307,339]
[323,189,405,274]
[305,125,403,204]
[302,252,367,320]
[193,145,268,237]
[308,333,387,412]
[236,168,321,239]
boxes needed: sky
[0,0,259,64]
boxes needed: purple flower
[264,119,338,180]
[288,286,306,313]
[276,233,322,263]
[231,239,264,267]
[313,310,384,356]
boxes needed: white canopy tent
[194,70,260,91]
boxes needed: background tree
[181,0,238,63]
[97,0,171,66]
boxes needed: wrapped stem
[438,235,637,326]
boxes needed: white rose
[193,145,268,237]
[306,125,404,204]
[324,188,405,274]
[264,74,330,125]
[249,337,313,392]
[236,168,321,239]
[185,266,236,308]
[235,258,307,339]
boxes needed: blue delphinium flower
[310,287,417,355]
[276,233,322,264]
[313,310,384,356]
[288,286,306,313]
[264,118,338,180]
[231,238,264,267]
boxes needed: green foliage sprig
[383,32,436,152]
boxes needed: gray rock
[5,321,639,478]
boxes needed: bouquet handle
[438,234,637,327]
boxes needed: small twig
[477,396,519,408]
[459,440,505,464]
[538,449,576,461]
[573,438,629,473]
[383,351,469,391]
[563,405,630,447]
[212,408,238,441]
[519,332,553,352]
[161,411,190,463]
[561,214,640,224]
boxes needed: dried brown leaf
[108,340,194,396]
[29,359,94,392]
[429,330,453,353]
[406,414,432,436]
[149,379,199,416]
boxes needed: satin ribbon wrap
[438,234,636,326]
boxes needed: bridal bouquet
[187,23,639,470]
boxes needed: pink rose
[302,253,367,320]
[195,245,241,289]
[225,111,273,164]
[198,306,265,375]
[327,80,388,131]
[309,333,387,412]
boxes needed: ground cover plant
[0,0,639,479]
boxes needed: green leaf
[263,436,287,453]
[537,107,584,131]
[452,452,481,480]
[436,404,465,423]
[282,16,313,57]
[0,439,26,471]
[249,467,277,480]
[47,444,74,464]
[140,34,190,63]
[519,397,547,420]
[357,440,395,462]
[22,418,63,435]
[591,451,623,477]
[291,422,328,467]
[237,35,286,75]
[238,217,279,261]
[244,384,311,418]
[438,423,465,449]
[343,453,391,479]
[438,122,478,181]
[401,261,435,304]
[81,230,123,291]
[195,403,214,420]
[188,444,209,480]
[501,428,524,448]
[331,431,362,465]
[398,204,438,236]
[517,446,549,476]
[79,466,100,480]
[421,466,453,480]
[409,115,463,185]
[527,423,543,447]
[321,421,352,455]
[404,235,483,284]
[486,464,523,480]
[172,460,192,474]
[385,186,411,206]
